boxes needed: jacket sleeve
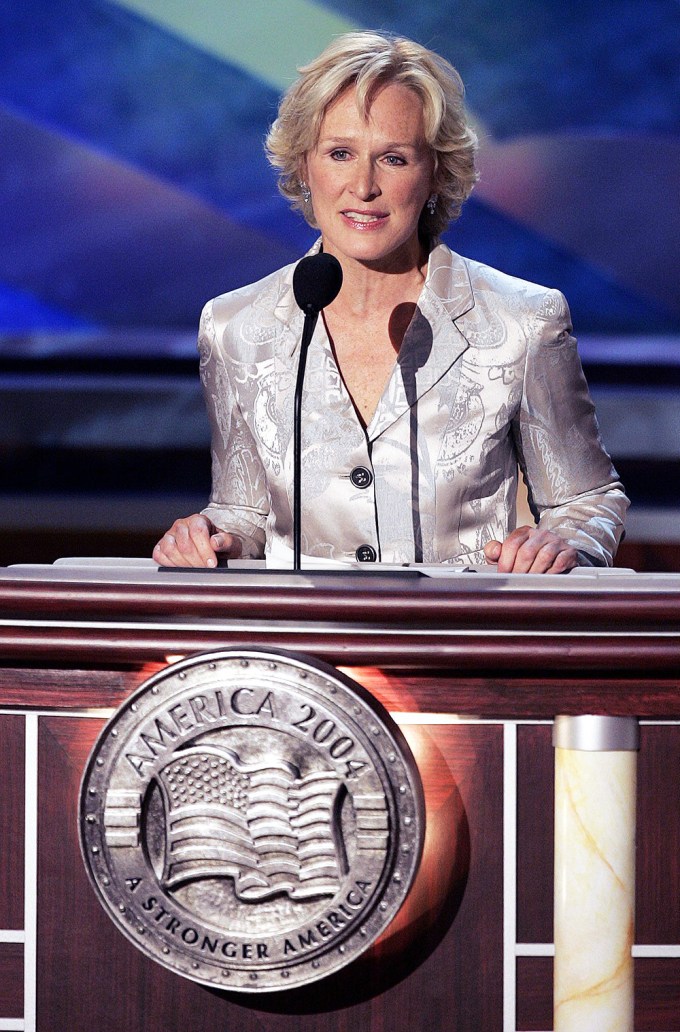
[512,290,629,566]
[197,299,269,558]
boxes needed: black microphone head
[293,253,343,315]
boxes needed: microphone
[292,253,343,570]
[293,252,343,315]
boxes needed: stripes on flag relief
[353,793,390,851]
[157,745,343,901]
[104,789,142,848]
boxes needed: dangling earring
[426,193,438,215]
[299,181,311,204]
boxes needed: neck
[323,243,431,318]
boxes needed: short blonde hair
[266,31,478,241]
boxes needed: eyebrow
[318,135,423,151]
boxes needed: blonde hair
[266,31,478,241]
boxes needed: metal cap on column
[553,714,640,752]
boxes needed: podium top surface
[2,557,680,594]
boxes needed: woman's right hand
[152,514,243,568]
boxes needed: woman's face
[303,82,435,271]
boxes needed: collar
[274,243,475,413]
[274,241,476,359]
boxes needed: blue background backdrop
[1,0,678,352]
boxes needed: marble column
[553,715,639,1032]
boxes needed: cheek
[400,182,430,211]
[307,166,339,196]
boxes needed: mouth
[341,210,387,228]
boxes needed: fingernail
[212,535,223,549]
[207,557,216,567]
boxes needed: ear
[428,152,438,192]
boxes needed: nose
[351,157,380,201]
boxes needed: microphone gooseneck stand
[292,310,319,572]
[291,253,343,571]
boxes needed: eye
[330,149,351,161]
[384,154,407,166]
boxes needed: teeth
[345,212,380,222]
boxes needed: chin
[338,235,414,266]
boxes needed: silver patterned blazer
[199,242,628,566]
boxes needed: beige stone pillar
[553,715,639,1032]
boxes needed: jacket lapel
[273,263,305,362]
[367,245,475,441]
[269,243,477,441]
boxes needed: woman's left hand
[483,526,579,574]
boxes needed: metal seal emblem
[79,648,425,991]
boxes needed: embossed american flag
[157,746,341,900]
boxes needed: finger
[153,531,206,568]
[483,539,503,563]
[153,516,217,567]
[494,527,534,573]
[152,531,187,566]
[175,515,218,566]
[210,532,243,559]
[508,531,578,574]
[530,545,579,575]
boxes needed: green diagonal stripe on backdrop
[112,0,359,88]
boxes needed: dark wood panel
[516,956,552,1031]
[636,725,680,944]
[636,959,680,1031]
[2,665,680,720]
[0,665,160,710]
[0,714,24,929]
[0,943,23,1017]
[37,715,504,1032]
[516,725,554,945]
[338,669,680,720]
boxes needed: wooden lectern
[0,562,678,1031]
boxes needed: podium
[0,562,679,1031]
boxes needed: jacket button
[355,544,377,563]
[350,466,373,489]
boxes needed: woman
[154,31,628,573]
